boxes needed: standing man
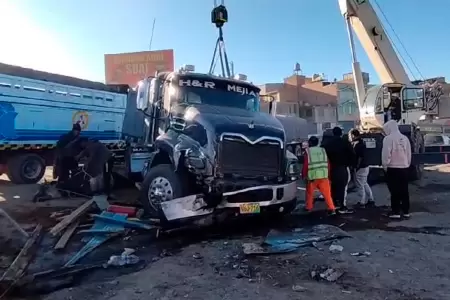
[76,138,113,196]
[323,127,356,214]
[350,129,375,208]
[54,123,82,182]
[382,120,412,219]
[302,136,336,215]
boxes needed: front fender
[155,132,212,174]
[173,134,205,170]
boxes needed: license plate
[239,203,261,214]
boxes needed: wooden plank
[1,224,43,282]
[49,200,94,236]
[54,221,79,250]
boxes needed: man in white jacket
[382,120,412,219]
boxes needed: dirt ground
[2,166,450,300]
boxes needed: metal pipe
[209,39,220,74]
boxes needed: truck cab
[357,83,426,180]
[133,65,299,221]
[359,83,426,131]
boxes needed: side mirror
[260,94,276,116]
[136,78,159,111]
[136,79,149,111]
[149,78,158,106]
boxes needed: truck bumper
[161,181,298,221]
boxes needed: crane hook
[211,0,228,28]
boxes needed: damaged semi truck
[132,65,300,222]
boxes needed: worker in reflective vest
[302,136,336,216]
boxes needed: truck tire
[409,131,424,181]
[409,164,423,181]
[6,153,46,184]
[139,164,185,218]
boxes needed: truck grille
[217,135,282,177]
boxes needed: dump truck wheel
[6,153,46,184]
[139,164,185,218]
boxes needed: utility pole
[144,18,156,79]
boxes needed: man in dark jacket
[322,127,356,213]
[350,129,374,208]
[54,123,82,182]
[76,138,113,196]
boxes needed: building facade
[260,71,450,135]
[259,74,338,134]
[258,71,382,134]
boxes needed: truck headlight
[287,161,300,177]
[185,148,206,170]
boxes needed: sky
[1,0,449,85]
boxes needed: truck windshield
[173,78,260,112]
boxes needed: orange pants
[305,178,335,211]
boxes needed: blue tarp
[243,224,351,255]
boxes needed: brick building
[259,71,450,135]
[259,72,371,134]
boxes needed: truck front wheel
[139,164,185,218]
[6,153,46,184]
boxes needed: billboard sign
[104,49,174,87]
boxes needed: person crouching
[76,138,114,197]
[302,136,336,216]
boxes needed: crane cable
[372,0,425,81]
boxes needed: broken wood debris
[1,224,43,282]
[49,199,95,236]
[18,264,102,286]
[0,200,158,297]
[54,221,79,250]
[49,211,65,219]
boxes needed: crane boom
[338,0,429,130]
[338,0,410,85]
